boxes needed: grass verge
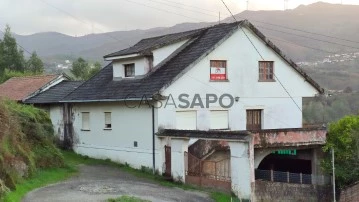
[107,195,151,202]
[3,151,233,202]
[3,166,76,202]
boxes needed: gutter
[152,105,156,175]
[60,98,152,103]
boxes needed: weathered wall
[255,181,332,202]
[340,182,359,202]
[253,129,327,148]
[49,104,64,141]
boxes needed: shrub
[0,100,64,190]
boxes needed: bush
[0,100,64,191]
[322,115,359,188]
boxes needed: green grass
[3,166,76,202]
[107,195,151,202]
[3,151,233,202]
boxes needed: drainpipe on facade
[152,105,156,175]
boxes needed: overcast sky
[0,0,358,36]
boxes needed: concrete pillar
[171,138,189,183]
[228,141,252,200]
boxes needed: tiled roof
[24,81,83,104]
[63,20,323,102]
[0,75,59,101]
[104,28,205,58]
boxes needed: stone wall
[255,181,332,202]
[340,182,359,202]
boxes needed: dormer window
[124,63,135,77]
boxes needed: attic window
[124,63,135,77]
[259,61,275,82]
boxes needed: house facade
[30,21,329,200]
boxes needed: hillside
[12,2,359,90]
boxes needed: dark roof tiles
[65,22,241,101]
[24,81,83,104]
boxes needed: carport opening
[258,154,311,174]
[256,149,313,184]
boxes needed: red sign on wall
[210,60,227,80]
[210,67,226,80]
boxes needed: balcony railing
[255,169,331,185]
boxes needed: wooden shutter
[176,111,197,130]
[210,110,229,129]
[246,110,262,130]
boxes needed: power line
[220,0,303,113]
[241,18,359,45]
[156,0,220,14]
[267,36,338,54]
[256,25,359,51]
[120,0,207,22]
[147,0,218,18]
[0,29,33,55]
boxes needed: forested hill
[13,2,359,91]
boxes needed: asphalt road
[22,165,213,202]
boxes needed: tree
[26,51,44,74]
[87,61,101,80]
[322,115,359,188]
[71,57,89,80]
[344,86,353,93]
[0,39,4,76]
[0,25,25,72]
[70,58,101,80]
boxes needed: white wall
[158,27,319,130]
[112,57,146,78]
[152,39,189,67]
[49,105,64,140]
[71,102,163,171]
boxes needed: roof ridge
[8,74,59,80]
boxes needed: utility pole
[332,148,336,202]
[246,0,249,10]
[219,12,221,24]
[284,0,288,10]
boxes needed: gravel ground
[22,165,213,202]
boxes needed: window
[82,112,90,131]
[259,61,274,81]
[246,110,262,130]
[210,110,229,130]
[124,63,135,77]
[104,112,111,129]
[210,60,227,81]
[176,111,197,130]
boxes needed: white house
[28,21,329,201]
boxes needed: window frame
[81,112,90,131]
[258,61,275,82]
[124,63,135,78]
[175,110,197,130]
[209,110,229,130]
[104,112,112,130]
[246,109,262,131]
[210,60,228,81]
